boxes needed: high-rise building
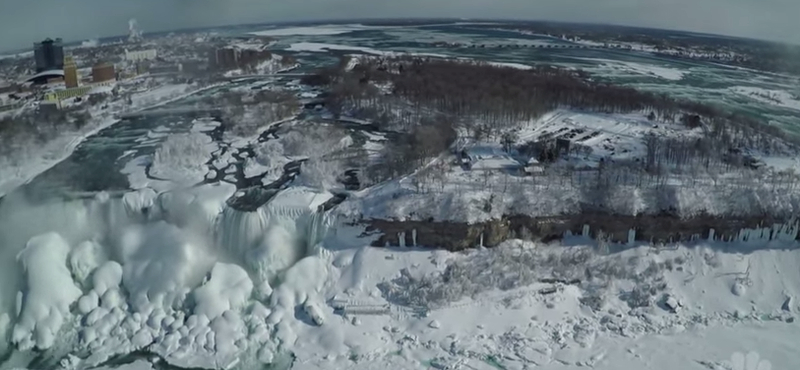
[33,38,64,72]
[63,56,79,88]
[92,63,115,83]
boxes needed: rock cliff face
[366,213,797,250]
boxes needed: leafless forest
[308,56,800,218]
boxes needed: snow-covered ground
[2,190,799,370]
[515,110,701,163]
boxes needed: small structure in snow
[462,145,521,172]
[428,320,441,329]
[524,157,545,175]
[304,301,325,326]
[663,294,682,313]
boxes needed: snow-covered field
[516,110,699,162]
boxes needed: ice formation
[1,180,797,369]
[193,263,253,320]
[13,233,82,350]
[0,183,336,367]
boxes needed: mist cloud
[0,0,798,52]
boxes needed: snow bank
[13,233,82,350]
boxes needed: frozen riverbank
[0,82,221,198]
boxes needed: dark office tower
[34,38,65,72]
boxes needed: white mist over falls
[0,183,336,368]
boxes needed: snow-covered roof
[25,69,64,82]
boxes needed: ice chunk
[250,302,272,321]
[78,291,100,314]
[209,310,246,354]
[69,240,107,285]
[92,261,123,296]
[193,263,254,320]
[254,280,274,301]
[248,225,304,285]
[123,188,158,217]
[270,256,329,311]
[13,232,82,350]
[119,222,215,313]
[732,282,747,296]
[101,289,124,309]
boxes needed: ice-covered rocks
[78,291,100,314]
[192,263,254,320]
[93,261,123,296]
[119,222,213,313]
[13,232,82,350]
[69,240,107,285]
[123,188,158,217]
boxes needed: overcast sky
[1,0,798,52]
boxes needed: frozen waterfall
[0,183,336,361]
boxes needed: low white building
[463,145,521,172]
[124,49,157,62]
